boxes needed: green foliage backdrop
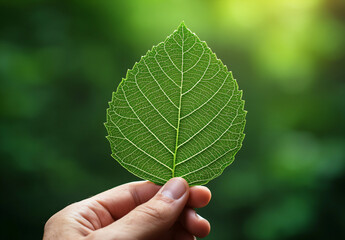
[1,0,344,239]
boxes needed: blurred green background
[1,0,344,239]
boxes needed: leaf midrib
[172,28,184,178]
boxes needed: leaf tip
[179,21,187,29]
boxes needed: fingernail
[161,178,187,199]
[196,212,205,220]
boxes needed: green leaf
[105,22,246,186]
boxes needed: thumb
[93,177,189,240]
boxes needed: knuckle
[136,201,170,223]
[128,184,142,206]
[156,192,175,204]
[140,204,164,221]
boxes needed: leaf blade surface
[105,23,246,185]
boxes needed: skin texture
[43,178,211,240]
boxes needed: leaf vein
[109,117,173,170]
[122,85,174,155]
[133,71,177,130]
[176,97,242,166]
[180,73,229,120]
[143,58,179,109]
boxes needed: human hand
[43,177,211,240]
